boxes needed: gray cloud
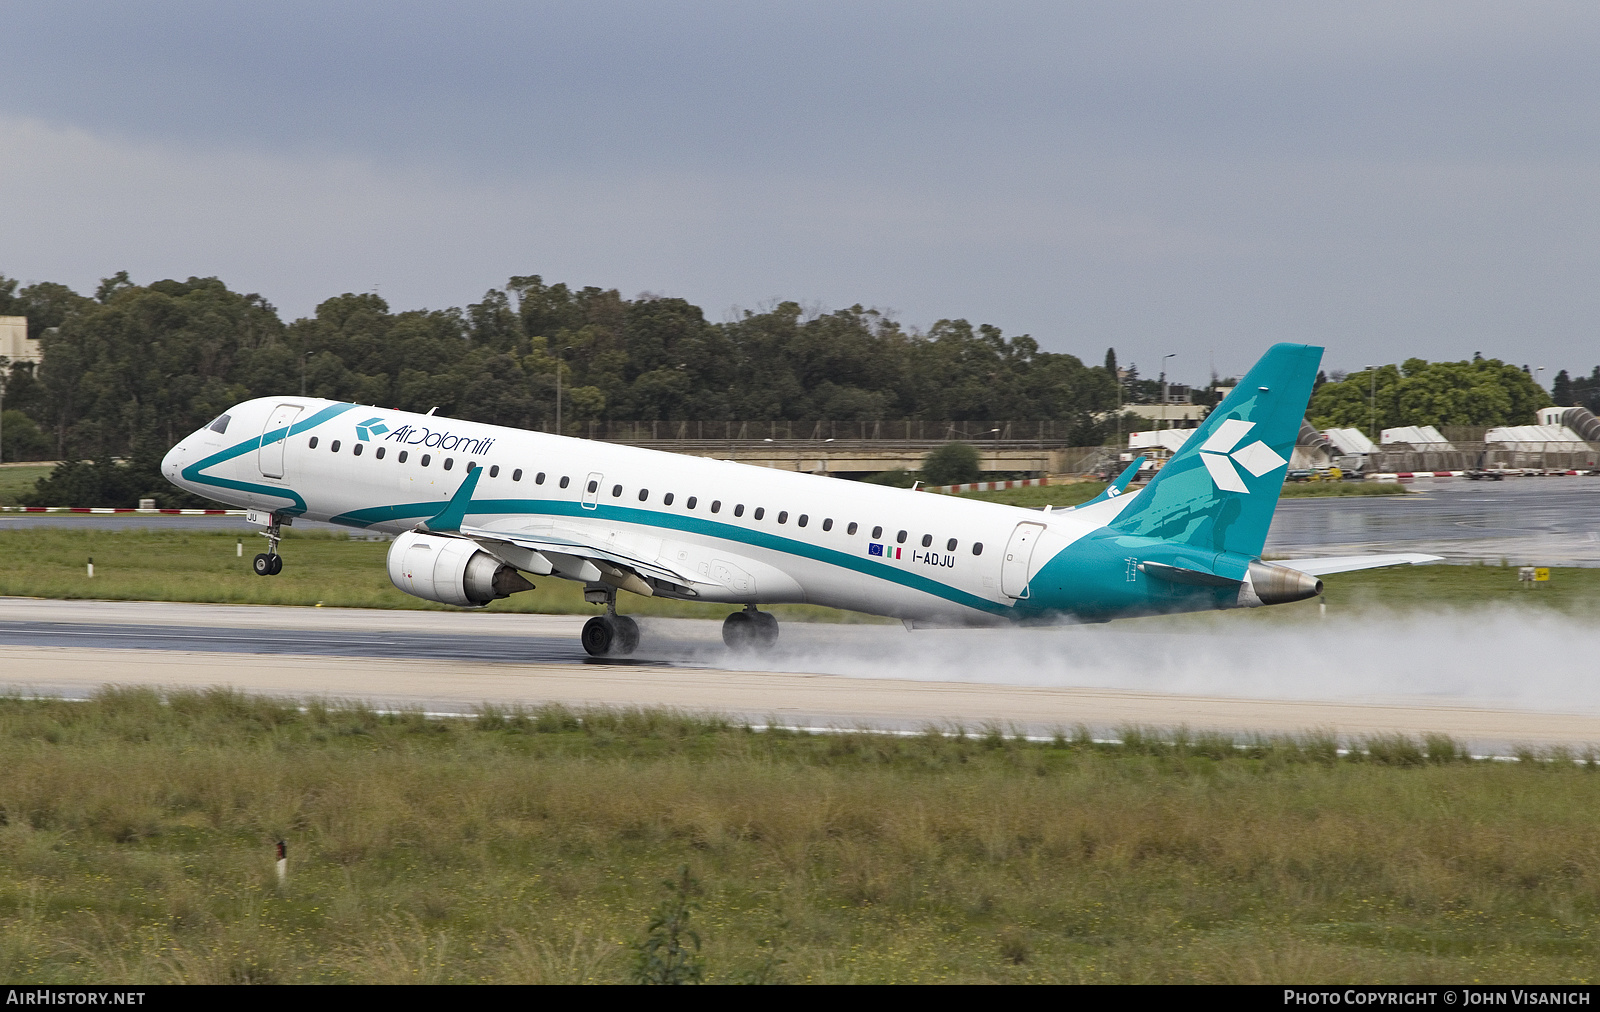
[2,1,1597,380]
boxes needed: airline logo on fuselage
[355,417,389,441]
[381,423,496,455]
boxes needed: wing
[458,520,700,596]
[1272,553,1443,576]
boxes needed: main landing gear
[252,514,285,577]
[580,584,640,658]
[722,605,778,651]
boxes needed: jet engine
[1239,560,1323,607]
[386,531,534,607]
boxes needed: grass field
[0,465,54,507]
[0,688,1596,984]
[1,526,1597,619]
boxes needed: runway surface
[3,598,1598,752]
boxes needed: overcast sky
[2,1,1597,381]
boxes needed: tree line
[1306,356,1552,432]
[0,272,1121,470]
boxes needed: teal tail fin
[1109,343,1323,558]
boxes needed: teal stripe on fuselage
[333,496,1013,617]
[181,402,357,516]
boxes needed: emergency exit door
[1000,522,1044,599]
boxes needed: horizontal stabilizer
[1138,561,1240,587]
[1273,553,1443,577]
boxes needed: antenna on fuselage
[427,407,438,415]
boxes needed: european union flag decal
[868,543,884,557]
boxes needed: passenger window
[797,514,807,527]
[921,534,932,548]
[561,476,570,488]
[308,436,319,449]
[734,504,744,517]
[465,461,475,472]
[821,518,832,531]
[663,493,674,506]
[776,511,787,524]
[421,454,431,466]
[331,440,341,453]
[847,522,857,535]
[947,538,957,551]
[897,530,908,544]
[586,479,597,493]
[710,500,721,513]
[638,489,649,501]
[513,468,523,481]
[490,465,499,477]
[375,447,385,460]
[686,496,697,509]
[973,543,984,556]
[754,507,765,520]
[872,526,883,539]
[444,458,454,470]
[353,444,364,457]
[398,450,408,463]
[612,484,622,497]
[535,472,544,484]
[208,414,231,434]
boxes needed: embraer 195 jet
[162,343,1438,656]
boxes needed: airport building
[0,317,39,364]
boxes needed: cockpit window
[207,414,231,434]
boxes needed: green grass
[0,465,53,507]
[1,688,1598,983]
[0,527,887,622]
[1280,481,1409,497]
[1,527,1595,619]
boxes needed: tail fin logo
[355,417,389,441]
[1198,419,1286,493]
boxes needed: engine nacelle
[1238,560,1324,608]
[387,531,534,607]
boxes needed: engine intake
[387,531,534,607]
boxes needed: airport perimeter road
[3,598,1598,753]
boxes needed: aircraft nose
[161,441,186,481]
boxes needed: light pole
[1366,365,1377,441]
[1160,353,1176,428]
[0,355,8,465]
[300,351,315,397]
[554,345,574,434]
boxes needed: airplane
[161,343,1439,656]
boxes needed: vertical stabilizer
[1109,343,1322,558]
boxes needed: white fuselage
[162,397,1124,623]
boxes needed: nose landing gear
[580,583,640,657]
[722,605,778,651]
[250,513,286,576]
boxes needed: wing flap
[458,522,694,587]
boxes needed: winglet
[1059,456,1147,511]
[421,466,483,533]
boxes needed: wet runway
[1267,480,1600,565]
[3,598,1600,751]
[0,619,591,664]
